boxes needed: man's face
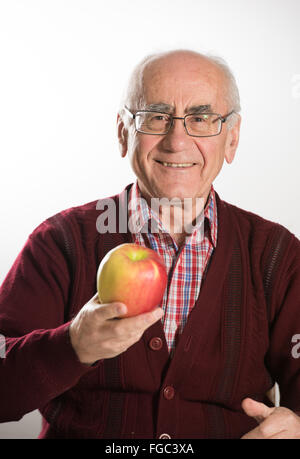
[118,53,241,204]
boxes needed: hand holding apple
[97,243,168,318]
[69,293,164,365]
[69,244,167,365]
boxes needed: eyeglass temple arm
[206,110,236,124]
[124,106,135,119]
[220,110,235,123]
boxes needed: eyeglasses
[124,106,235,138]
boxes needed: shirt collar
[128,180,218,247]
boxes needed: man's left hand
[241,398,300,439]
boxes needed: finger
[253,407,299,438]
[266,429,290,439]
[123,307,164,331]
[242,427,290,439]
[242,398,275,423]
[95,302,128,320]
[241,426,265,439]
[91,292,100,303]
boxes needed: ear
[117,113,128,158]
[224,115,241,164]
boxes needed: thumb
[241,398,275,424]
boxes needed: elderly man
[0,50,300,439]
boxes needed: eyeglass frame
[124,105,236,138]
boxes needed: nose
[161,117,191,152]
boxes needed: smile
[155,160,196,168]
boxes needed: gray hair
[205,53,241,128]
[120,49,241,129]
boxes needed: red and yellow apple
[97,243,167,318]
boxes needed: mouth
[154,160,196,169]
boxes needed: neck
[160,193,211,249]
[136,182,212,247]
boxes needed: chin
[157,186,197,201]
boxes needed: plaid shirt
[128,181,218,355]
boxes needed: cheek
[194,139,226,172]
[129,134,160,165]
[194,139,215,165]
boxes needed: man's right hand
[69,293,164,365]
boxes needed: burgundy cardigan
[0,184,300,439]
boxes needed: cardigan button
[159,433,171,439]
[163,385,175,400]
[149,337,163,351]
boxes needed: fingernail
[117,304,127,315]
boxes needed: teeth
[160,162,194,168]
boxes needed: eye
[150,114,169,121]
[191,115,209,122]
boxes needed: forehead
[140,55,226,111]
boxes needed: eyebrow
[143,103,174,113]
[187,104,212,114]
[142,103,212,114]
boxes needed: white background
[0,0,299,438]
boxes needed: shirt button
[163,385,175,400]
[159,433,171,439]
[149,337,163,351]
